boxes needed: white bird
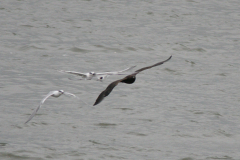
[25,90,77,124]
[58,66,136,81]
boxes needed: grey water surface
[1,0,240,159]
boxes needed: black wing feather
[134,55,172,73]
[93,80,121,106]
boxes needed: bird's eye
[100,77,103,79]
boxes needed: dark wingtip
[93,98,99,106]
[93,90,106,106]
[93,97,100,106]
[93,99,101,106]
[165,55,172,62]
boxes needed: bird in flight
[59,66,136,81]
[25,90,77,124]
[93,56,172,106]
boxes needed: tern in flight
[25,90,77,124]
[93,56,172,106]
[58,66,136,81]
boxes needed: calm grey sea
[1,0,240,159]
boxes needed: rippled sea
[1,0,240,159]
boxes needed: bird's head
[97,75,108,81]
[59,90,64,94]
[97,76,104,81]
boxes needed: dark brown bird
[93,56,172,106]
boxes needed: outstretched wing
[117,65,136,73]
[64,92,77,97]
[96,66,136,75]
[93,79,122,106]
[58,70,87,77]
[134,55,172,73]
[25,91,54,124]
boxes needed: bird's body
[93,56,172,106]
[59,66,136,81]
[25,90,77,124]
[50,90,64,97]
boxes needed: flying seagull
[25,90,77,124]
[58,66,136,81]
[93,56,172,106]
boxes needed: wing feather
[93,80,121,106]
[25,91,53,124]
[64,92,77,97]
[96,66,136,75]
[59,70,87,77]
[134,55,172,73]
